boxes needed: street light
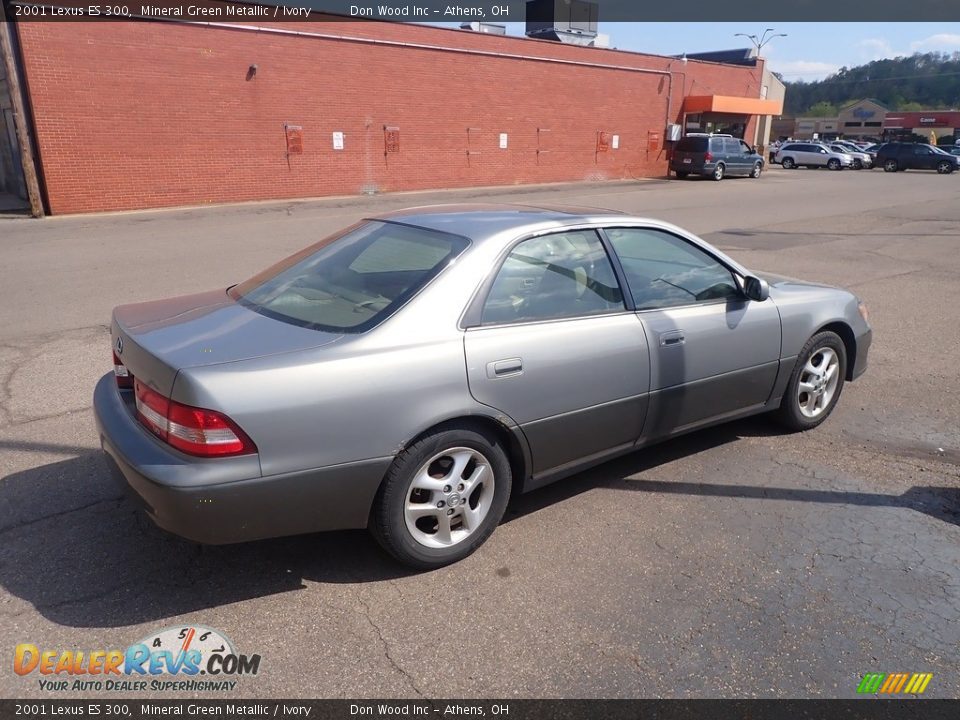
[734,28,787,56]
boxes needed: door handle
[659,330,685,347]
[487,358,523,378]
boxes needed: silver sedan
[95,205,872,568]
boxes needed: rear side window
[676,137,708,152]
[231,221,469,332]
[481,231,624,325]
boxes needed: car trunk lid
[111,289,344,398]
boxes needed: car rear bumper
[93,373,390,544]
[670,160,713,176]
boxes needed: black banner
[3,0,960,22]
[4,700,960,720]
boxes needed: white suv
[775,142,854,170]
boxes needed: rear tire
[370,425,512,569]
[712,164,725,181]
[781,157,795,169]
[675,171,689,179]
[775,331,847,432]
[884,159,898,172]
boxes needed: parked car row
[772,140,960,174]
[667,134,959,181]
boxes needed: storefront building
[5,4,781,214]
[837,99,887,140]
[884,111,960,144]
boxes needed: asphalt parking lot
[1,167,958,699]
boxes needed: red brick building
[5,10,779,214]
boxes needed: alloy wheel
[403,447,495,549]
[797,348,841,419]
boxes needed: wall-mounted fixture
[247,64,258,81]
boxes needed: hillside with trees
[783,52,960,115]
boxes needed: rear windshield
[230,221,469,332]
[675,137,708,152]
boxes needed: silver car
[95,205,872,568]
[828,143,873,170]
[775,142,854,170]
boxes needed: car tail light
[113,351,133,389]
[704,151,713,162]
[134,379,256,457]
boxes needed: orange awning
[682,95,784,115]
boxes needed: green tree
[782,52,960,115]
[806,101,839,117]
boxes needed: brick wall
[16,18,762,214]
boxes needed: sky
[449,22,960,81]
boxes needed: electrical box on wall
[666,124,682,142]
[285,124,303,155]
[384,126,400,155]
[596,131,612,152]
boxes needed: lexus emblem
[115,336,123,355]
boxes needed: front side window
[481,231,624,325]
[606,228,741,310]
[230,221,469,332]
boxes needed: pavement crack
[355,591,425,698]
[0,497,124,536]
[0,405,94,431]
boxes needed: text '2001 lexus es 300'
[94,205,871,569]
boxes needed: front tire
[750,162,763,178]
[827,158,841,171]
[936,160,953,174]
[853,159,863,170]
[775,331,847,432]
[370,425,512,569]
[712,163,725,181]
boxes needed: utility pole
[0,4,44,217]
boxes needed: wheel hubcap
[404,447,494,549]
[797,348,840,419]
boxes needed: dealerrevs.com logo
[14,626,261,693]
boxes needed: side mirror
[743,275,770,302]
[750,146,757,154]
